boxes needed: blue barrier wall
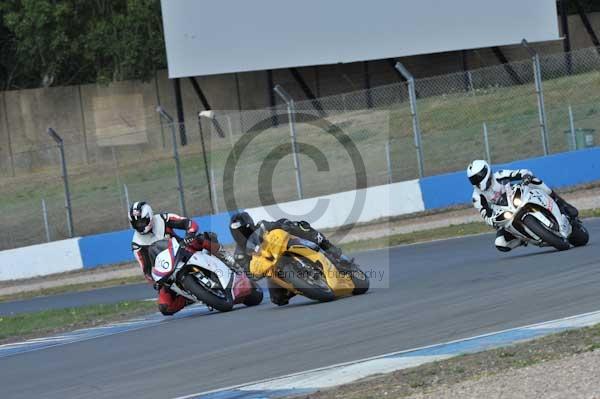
[419,147,600,210]
[77,147,600,270]
[79,211,235,269]
[192,212,235,245]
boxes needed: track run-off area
[1,219,600,399]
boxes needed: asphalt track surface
[2,219,600,399]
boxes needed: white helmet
[467,160,492,190]
[128,201,154,234]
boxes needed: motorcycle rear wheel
[522,214,570,251]
[569,220,589,247]
[280,257,335,302]
[181,274,234,312]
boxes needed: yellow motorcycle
[249,229,369,302]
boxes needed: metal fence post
[534,53,549,155]
[225,115,239,164]
[123,183,131,212]
[210,168,219,214]
[47,128,74,238]
[467,71,475,94]
[41,199,51,242]
[274,84,304,199]
[522,39,549,156]
[395,62,424,178]
[385,141,393,184]
[483,123,491,164]
[156,106,188,216]
[198,112,217,214]
[568,105,577,150]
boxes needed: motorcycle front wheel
[522,214,570,251]
[348,264,370,296]
[279,256,335,302]
[180,274,234,312]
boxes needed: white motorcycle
[150,237,263,312]
[492,182,588,251]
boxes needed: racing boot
[550,192,578,218]
[322,243,354,273]
[267,279,294,306]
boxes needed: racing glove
[183,232,197,246]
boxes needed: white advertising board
[161,0,560,78]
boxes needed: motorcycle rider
[229,211,351,306]
[129,201,235,315]
[467,160,579,252]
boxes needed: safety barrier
[0,238,82,281]
[419,146,600,210]
[1,147,599,280]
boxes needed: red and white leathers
[131,212,200,315]
[472,168,552,251]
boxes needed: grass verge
[341,208,600,253]
[0,299,157,344]
[299,323,600,399]
[0,275,147,303]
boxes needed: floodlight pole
[47,127,74,237]
[395,62,424,177]
[522,39,549,156]
[274,84,303,199]
[156,106,187,216]
[198,111,220,215]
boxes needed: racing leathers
[131,213,233,315]
[233,218,348,306]
[472,169,578,252]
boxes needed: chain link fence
[1,47,600,250]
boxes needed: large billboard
[161,0,560,78]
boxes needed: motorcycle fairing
[187,251,233,289]
[255,229,355,298]
[497,184,572,245]
[285,244,355,297]
[152,238,180,282]
[517,186,571,239]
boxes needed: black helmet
[229,212,255,249]
[128,201,154,234]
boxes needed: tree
[566,0,600,14]
[0,0,166,89]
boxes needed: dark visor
[133,217,150,231]
[468,166,488,187]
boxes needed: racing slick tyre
[523,214,570,251]
[243,281,264,307]
[280,257,335,302]
[349,265,370,296]
[568,220,589,247]
[181,274,234,312]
